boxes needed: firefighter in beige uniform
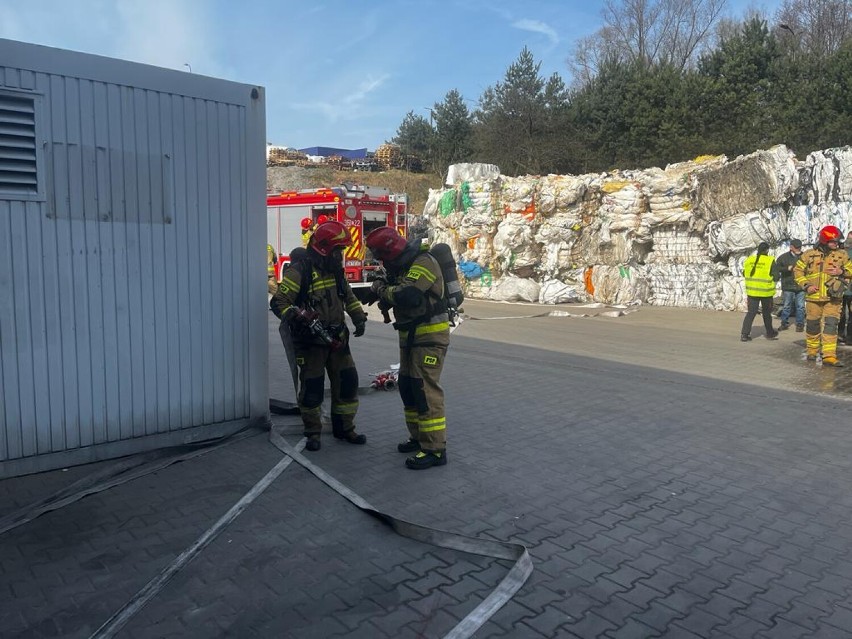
[270,221,368,451]
[793,225,852,366]
[267,243,278,295]
[366,227,449,470]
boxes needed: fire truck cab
[267,184,407,283]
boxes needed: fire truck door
[362,210,390,262]
[267,206,281,255]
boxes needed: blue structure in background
[299,146,369,159]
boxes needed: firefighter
[267,243,278,295]
[365,227,449,470]
[793,225,852,366]
[270,221,368,451]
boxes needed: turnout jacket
[380,247,450,348]
[271,262,366,345]
[793,247,852,302]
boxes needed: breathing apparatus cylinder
[429,243,464,311]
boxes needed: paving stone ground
[4,300,852,638]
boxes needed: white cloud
[0,0,229,78]
[292,73,390,123]
[512,18,559,46]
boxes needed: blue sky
[1,0,783,151]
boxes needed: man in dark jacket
[838,232,852,342]
[773,238,805,332]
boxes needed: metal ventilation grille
[0,93,37,194]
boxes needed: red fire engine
[267,184,408,283]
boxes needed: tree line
[391,0,852,179]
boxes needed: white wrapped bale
[430,188,465,231]
[537,174,592,215]
[795,147,852,205]
[705,206,788,258]
[600,183,646,236]
[493,214,539,276]
[458,180,500,241]
[490,275,541,303]
[589,264,650,305]
[786,202,852,244]
[647,225,711,264]
[646,263,731,310]
[691,145,798,229]
[446,162,501,186]
[501,176,538,216]
[423,188,442,218]
[539,278,586,304]
[459,233,495,270]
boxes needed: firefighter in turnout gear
[793,225,852,366]
[267,243,278,295]
[365,227,450,470]
[270,221,368,450]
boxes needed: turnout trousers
[805,299,842,358]
[294,343,359,438]
[398,344,447,453]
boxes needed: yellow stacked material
[325,155,346,169]
[693,154,723,164]
[268,147,308,167]
[375,143,403,170]
[601,180,633,193]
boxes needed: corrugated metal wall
[0,39,268,477]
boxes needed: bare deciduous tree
[775,0,852,57]
[569,0,727,85]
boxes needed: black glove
[361,288,379,305]
[353,320,366,337]
[370,278,386,295]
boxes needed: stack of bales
[423,145,852,311]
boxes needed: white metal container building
[0,38,268,477]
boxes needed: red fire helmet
[819,225,842,244]
[310,221,352,256]
[366,226,407,261]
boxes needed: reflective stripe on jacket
[793,247,852,301]
[267,244,276,277]
[743,254,776,298]
[382,250,450,348]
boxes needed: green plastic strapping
[460,182,473,212]
[439,190,456,218]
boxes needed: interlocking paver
[7,302,852,637]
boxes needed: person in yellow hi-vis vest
[741,242,779,342]
[793,225,852,366]
[267,243,278,295]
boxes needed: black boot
[397,438,420,453]
[405,450,447,470]
[778,322,790,331]
[305,436,321,452]
[334,429,366,444]
[741,335,752,342]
